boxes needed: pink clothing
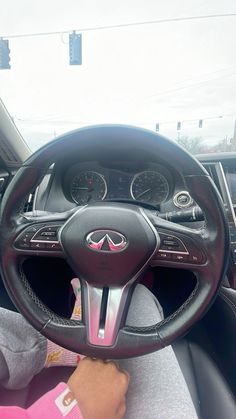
[0,383,83,419]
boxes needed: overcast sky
[1,0,236,150]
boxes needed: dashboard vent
[203,163,217,179]
[202,163,222,194]
[23,190,36,213]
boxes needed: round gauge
[70,171,107,205]
[131,171,169,205]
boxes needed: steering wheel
[0,125,229,358]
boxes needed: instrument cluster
[66,163,172,207]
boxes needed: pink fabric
[0,383,83,419]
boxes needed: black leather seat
[1,340,236,418]
[174,340,236,419]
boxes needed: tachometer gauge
[70,171,107,205]
[131,171,169,205]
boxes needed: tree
[212,137,236,152]
[175,136,206,154]
[175,134,236,154]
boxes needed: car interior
[0,99,236,418]
[1,3,236,417]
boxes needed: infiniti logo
[86,230,127,252]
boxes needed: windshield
[1,1,236,154]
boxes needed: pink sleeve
[0,383,83,419]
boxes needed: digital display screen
[225,171,236,205]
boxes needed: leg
[0,308,47,389]
[0,279,83,389]
[120,284,198,419]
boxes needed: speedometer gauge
[70,171,107,205]
[131,171,169,205]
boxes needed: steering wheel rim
[0,125,230,358]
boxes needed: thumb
[70,278,82,320]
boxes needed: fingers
[116,400,127,418]
[68,357,129,419]
[120,369,130,389]
[89,358,130,394]
[70,277,81,298]
[81,358,129,390]
[70,278,82,320]
[104,359,130,384]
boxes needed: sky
[1,0,236,151]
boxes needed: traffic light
[177,122,181,131]
[199,119,203,128]
[0,39,10,69]
[156,123,160,132]
[69,32,82,65]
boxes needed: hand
[67,357,129,419]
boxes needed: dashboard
[0,140,232,289]
[27,150,236,290]
[35,160,194,214]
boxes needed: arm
[0,308,47,390]
[0,383,82,419]
[0,358,129,419]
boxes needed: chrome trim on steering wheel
[85,283,131,346]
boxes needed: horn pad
[59,203,159,286]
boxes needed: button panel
[15,224,62,251]
[172,253,188,262]
[229,223,236,268]
[31,242,46,250]
[31,225,60,243]
[155,231,206,264]
[159,233,188,253]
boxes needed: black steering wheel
[0,125,229,358]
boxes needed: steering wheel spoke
[146,211,208,270]
[13,218,67,257]
[83,282,132,347]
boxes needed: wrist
[28,382,83,419]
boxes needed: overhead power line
[120,66,236,107]
[1,13,236,39]
[14,112,236,125]
[144,71,236,102]
[155,113,235,126]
